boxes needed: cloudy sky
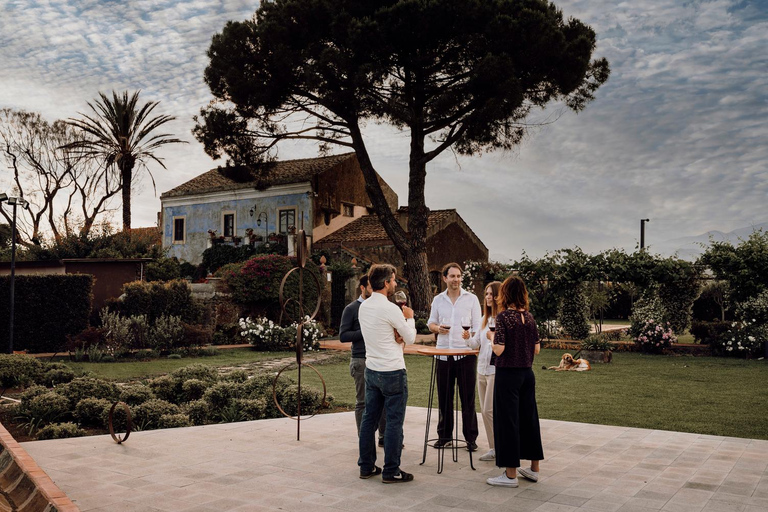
[1,0,766,261]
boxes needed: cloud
[0,0,766,261]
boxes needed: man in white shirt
[358,264,417,483]
[428,262,482,451]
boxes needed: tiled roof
[315,209,456,244]
[161,153,357,198]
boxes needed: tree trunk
[404,250,432,318]
[120,161,133,231]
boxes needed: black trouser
[436,355,478,443]
[493,367,544,468]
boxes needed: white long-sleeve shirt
[428,288,482,359]
[359,292,417,372]
[467,324,496,376]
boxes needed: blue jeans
[358,368,408,478]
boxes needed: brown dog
[545,353,591,372]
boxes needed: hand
[486,330,494,341]
[394,329,404,344]
[437,325,450,335]
[402,305,414,319]
[461,329,470,340]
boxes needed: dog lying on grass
[543,353,591,371]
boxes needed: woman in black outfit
[486,276,543,488]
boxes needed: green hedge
[0,275,92,353]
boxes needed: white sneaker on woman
[479,449,495,461]
[486,472,518,487]
[518,466,539,482]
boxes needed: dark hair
[497,275,529,312]
[359,275,369,288]
[368,264,395,291]
[482,281,502,329]
[441,262,462,277]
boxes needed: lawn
[55,347,768,440]
[289,348,768,440]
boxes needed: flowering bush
[633,319,676,353]
[715,320,767,357]
[239,316,321,352]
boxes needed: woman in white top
[462,281,501,461]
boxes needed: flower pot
[582,349,612,364]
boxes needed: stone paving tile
[18,408,768,512]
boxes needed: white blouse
[467,323,496,376]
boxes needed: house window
[222,211,235,237]
[173,217,186,244]
[278,208,296,234]
[342,203,354,217]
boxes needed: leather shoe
[466,441,478,452]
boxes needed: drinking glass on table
[394,291,407,309]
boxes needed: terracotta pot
[582,349,613,363]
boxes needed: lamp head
[0,193,7,202]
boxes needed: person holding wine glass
[427,262,482,451]
[462,281,501,462]
[486,276,543,488]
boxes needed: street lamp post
[640,219,650,250]
[1,193,28,354]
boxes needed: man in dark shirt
[340,275,386,442]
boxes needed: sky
[1,0,766,262]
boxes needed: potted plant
[208,230,225,245]
[580,335,614,363]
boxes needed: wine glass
[461,316,471,332]
[439,317,451,332]
[488,317,496,333]
[394,291,407,309]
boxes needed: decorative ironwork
[108,401,133,444]
[272,223,327,440]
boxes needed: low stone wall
[0,423,79,512]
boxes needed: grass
[62,349,293,381]
[55,346,768,440]
[289,348,768,440]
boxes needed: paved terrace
[21,408,768,512]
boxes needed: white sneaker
[479,449,495,461]
[518,467,539,482]
[486,472,518,487]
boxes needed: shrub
[133,399,182,429]
[628,290,668,340]
[690,320,731,345]
[18,385,48,406]
[633,319,676,354]
[0,354,43,388]
[223,369,249,383]
[41,363,76,387]
[66,327,106,352]
[99,309,134,352]
[182,379,208,401]
[182,324,213,347]
[145,257,181,282]
[147,375,178,403]
[201,244,258,275]
[277,384,325,416]
[56,377,120,408]
[219,255,321,320]
[75,398,113,427]
[235,398,267,421]
[0,274,92,353]
[170,364,219,384]
[185,399,210,425]
[100,402,130,432]
[203,382,242,411]
[119,385,155,406]
[119,280,199,324]
[36,422,86,440]
[150,314,185,350]
[558,288,591,340]
[414,318,431,335]
[157,413,192,429]
[239,316,321,352]
[24,392,71,426]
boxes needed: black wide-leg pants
[436,355,478,443]
[493,366,544,468]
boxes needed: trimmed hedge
[0,274,92,353]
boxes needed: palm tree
[63,90,186,231]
